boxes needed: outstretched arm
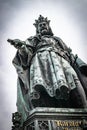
[7,39,26,49]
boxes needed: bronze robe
[13,35,87,122]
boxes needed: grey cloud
[0,0,87,130]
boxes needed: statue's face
[37,22,50,36]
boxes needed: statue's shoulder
[53,36,68,50]
[53,36,65,44]
[26,35,40,47]
[25,36,35,45]
[53,36,61,41]
[27,36,35,41]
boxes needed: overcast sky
[0,0,87,130]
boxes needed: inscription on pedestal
[54,120,87,130]
[23,108,87,130]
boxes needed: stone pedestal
[23,107,87,130]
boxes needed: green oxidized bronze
[7,15,87,123]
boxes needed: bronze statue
[7,15,87,122]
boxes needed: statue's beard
[36,27,53,36]
[41,29,48,35]
[39,28,51,36]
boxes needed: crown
[33,15,50,28]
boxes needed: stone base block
[23,107,87,130]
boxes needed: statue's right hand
[7,39,15,45]
[7,39,23,49]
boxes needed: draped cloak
[12,35,87,122]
